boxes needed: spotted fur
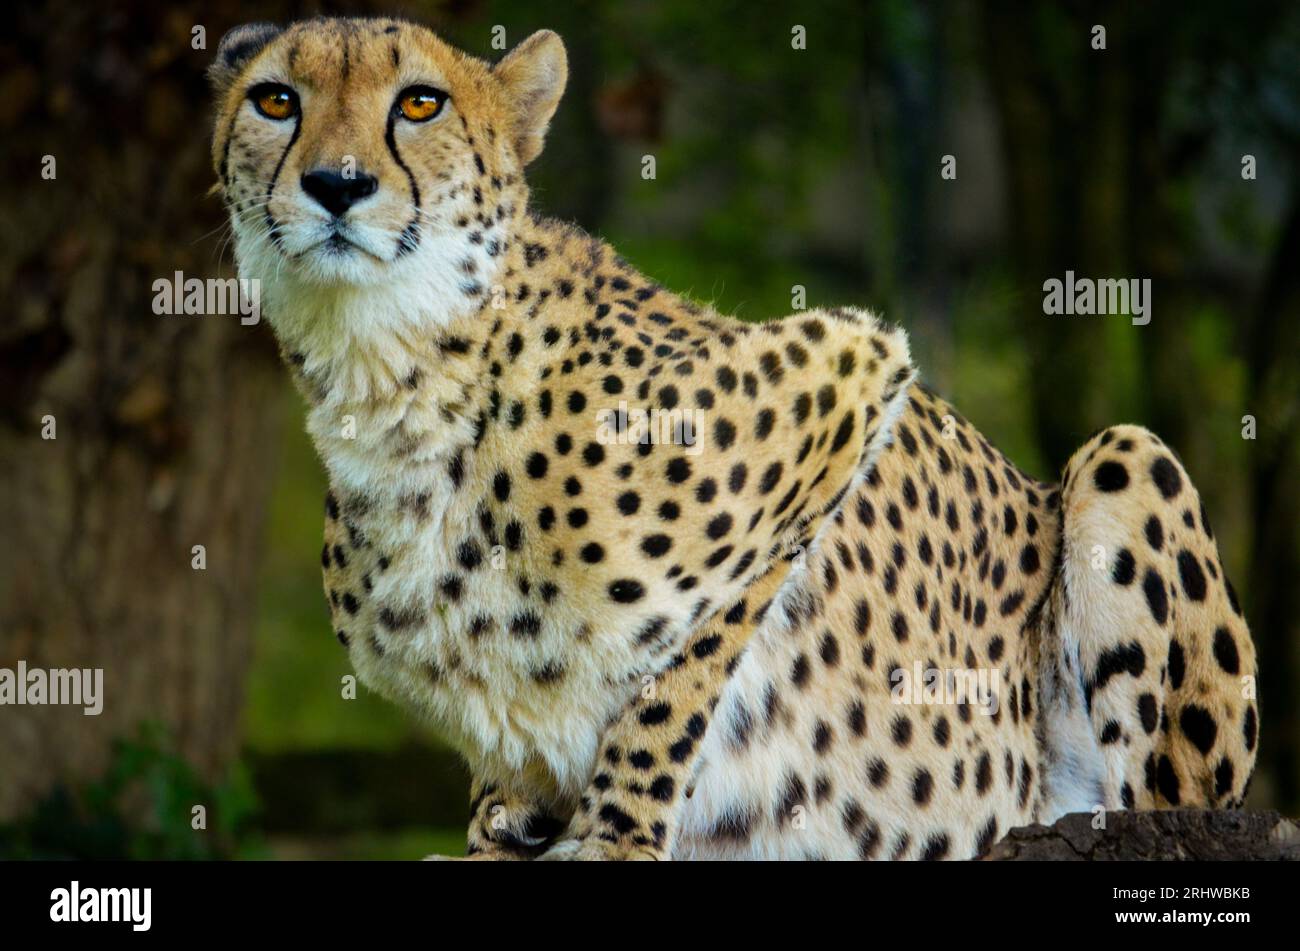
[211,17,1258,860]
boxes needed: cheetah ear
[209,22,282,98]
[494,30,568,165]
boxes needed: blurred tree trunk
[0,2,282,819]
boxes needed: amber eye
[397,86,446,122]
[249,84,298,121]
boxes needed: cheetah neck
[263,205,619,505]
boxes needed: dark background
[0,0,1296,859]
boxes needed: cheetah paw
[422,851,526,861]
[537,838,662,861]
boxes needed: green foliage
[0,724,263,860]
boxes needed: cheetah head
[209,17,566,299]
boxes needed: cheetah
[209,17,1259,860]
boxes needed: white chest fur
[311,384,643,801]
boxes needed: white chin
[294,243,389,286]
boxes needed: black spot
[1137,694,1158,734]
[857,821,882,859]
[847,701,866,736]
[1112,548,1136,585]
[1212,626,1240,675]
[1093,460,1130,492]
[1092,641,1145,692]
[1155,755,1181,805]
[920,834,949,861]
[775,772,807,822]
[1019,544,1040,574]
[829,411,856,454]
[790,654,811,688]
[1150,456,1182,499]
[813,721,833,754]
[599,803,638,834]
[493,471,511,502]
[1144,515,1163,551]
[456,540,483,571]
[629,750,654,770]
[510,612,541,638]
[1167,639,1186,690]
[1142,568,1168,625]
[609,579,646,603]
[641,534,672,558]
[692,634,722,658]
[911,769,934,806]
[759,351,783,384]
[975,753,992,794]
[1176,549,1207,601]
[820,633,840,667]
[1243,706,1257,752]
[648,775,675,802]
[890,715,912,747]
[1179,705,1218,755]
[639,702,671,726]
[1214,757,1235,798]
[868,759,889,787]
[854,599,871,636]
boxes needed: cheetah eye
[396,85,447,122]
[249,83,298,121]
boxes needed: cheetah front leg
[541,566,792,861]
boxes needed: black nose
[300,169,378,217]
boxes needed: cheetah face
[209,18,565,290]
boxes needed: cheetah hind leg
[1036,425,1258,825]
